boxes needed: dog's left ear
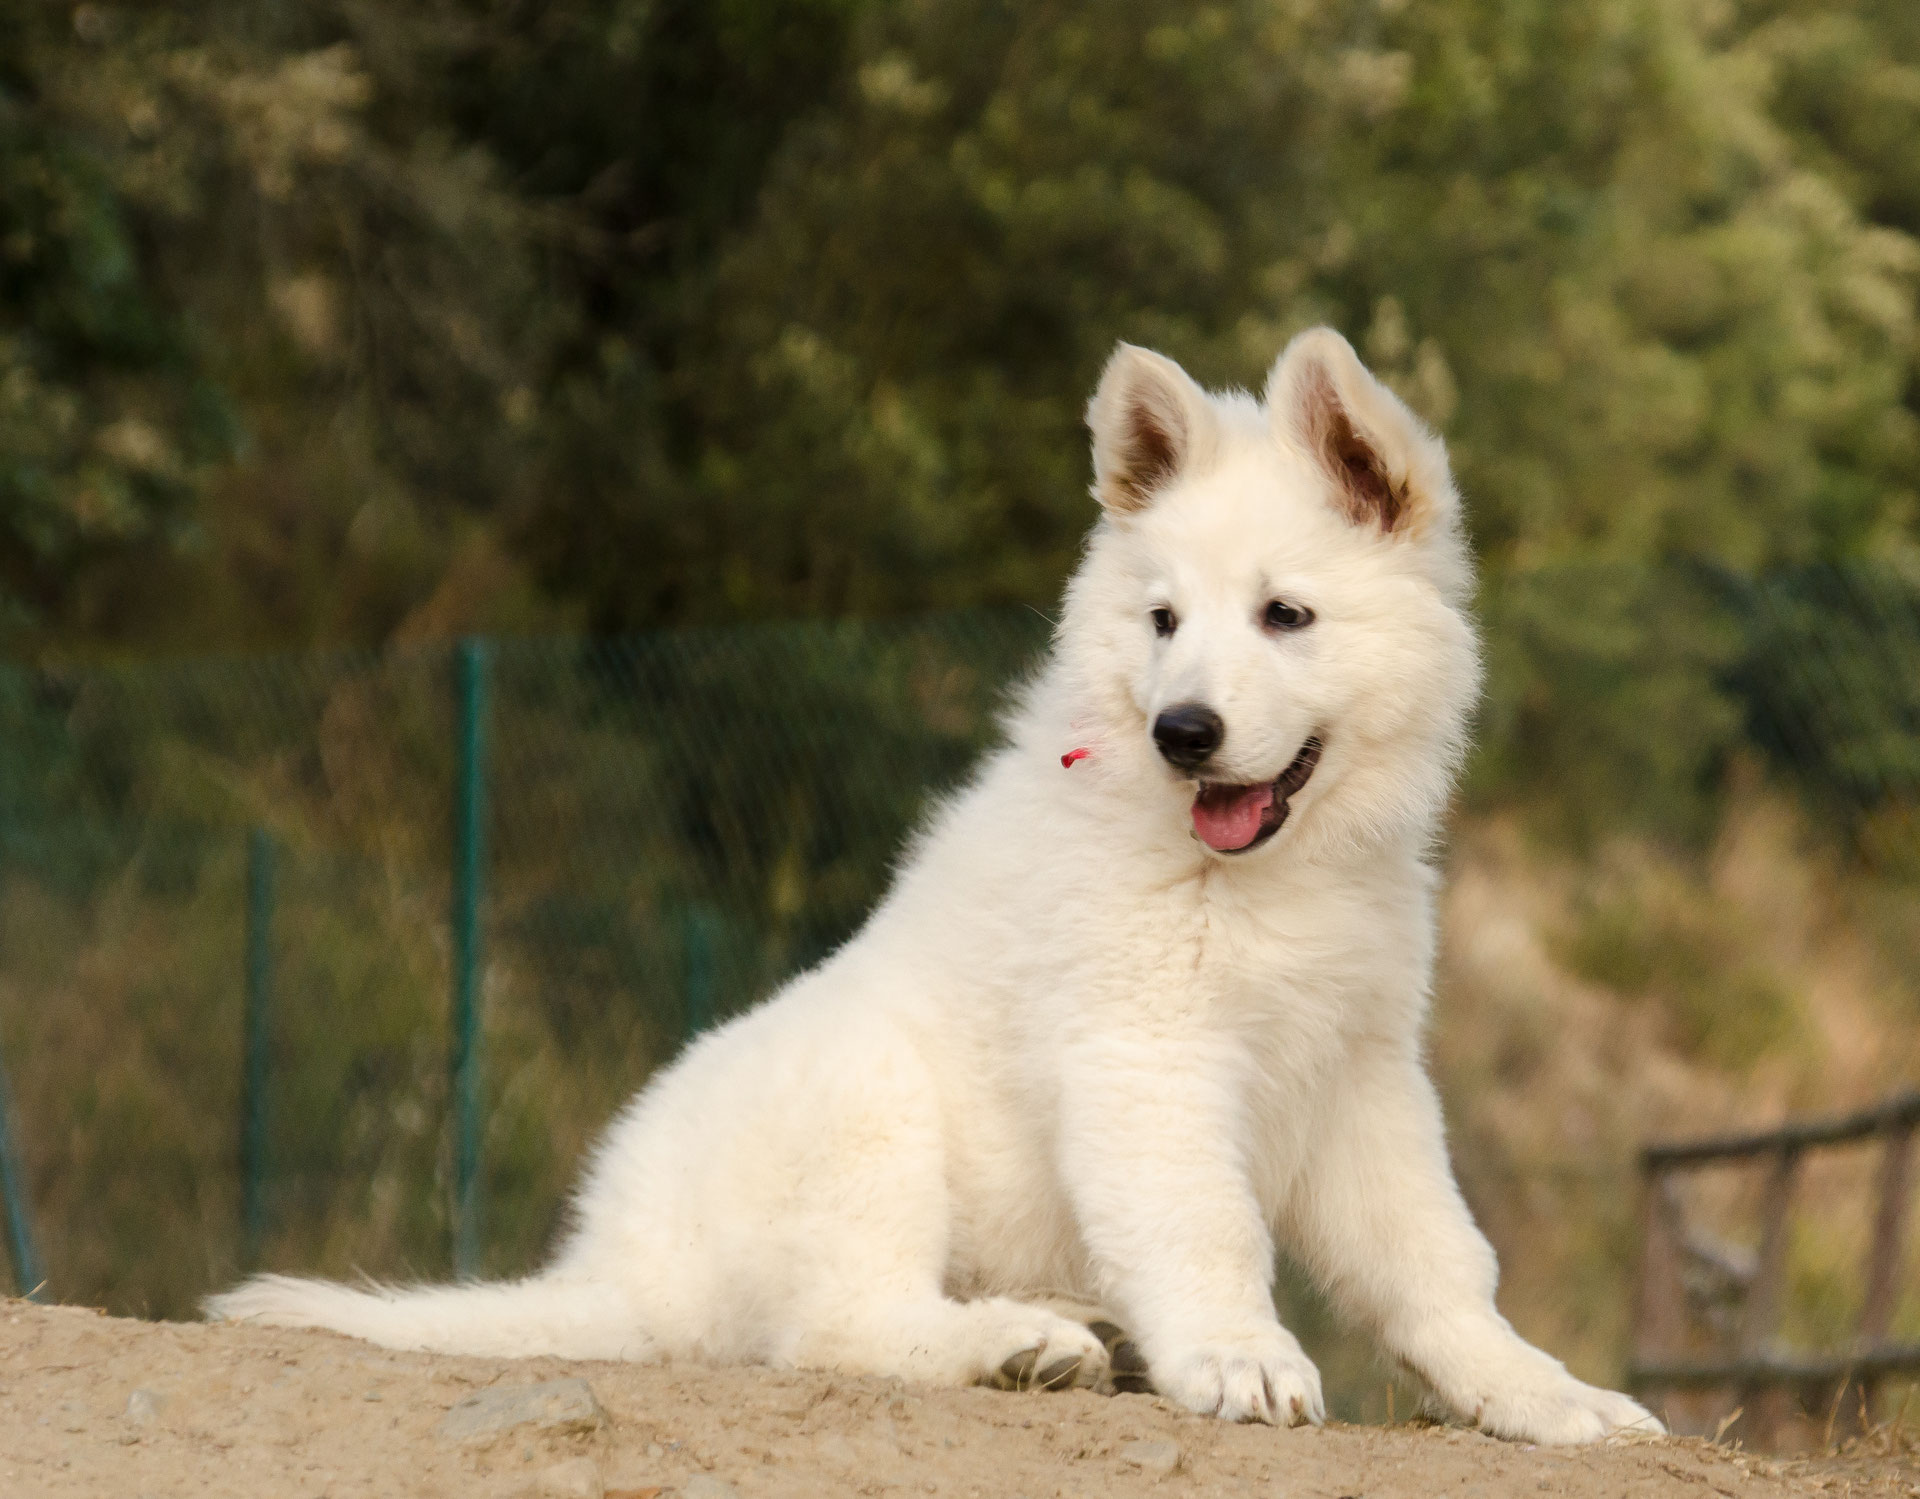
[1266,327,1457,541]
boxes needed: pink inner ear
[1130,401,1178,479]
[1111,395,1181,512]
[1302,367,1404,533]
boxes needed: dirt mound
[0,1299,1912,1498]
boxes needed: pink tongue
[1191,783,1274,851]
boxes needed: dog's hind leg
[788,1290,1109,1390]
[732,1019,1106,1391]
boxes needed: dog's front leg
[1288,1035,1660,1444]
[1057,1032,1324,1425]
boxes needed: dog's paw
[1470,1375,1663,1445]
[1152,1327,1324,1425]
[981,1307,1108,1392]
[1087,1319,1154,1395]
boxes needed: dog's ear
[1267,327,1454,539]
[1086,344,1218,515]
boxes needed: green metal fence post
[450,639,490,1278]
[0,1038,45,1300]
[239,826,276,1269]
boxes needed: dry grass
[1431,781,1920,1440]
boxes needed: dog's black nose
[1153,704,1224,770]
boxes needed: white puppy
[210,329,1659,1444]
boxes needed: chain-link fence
[0,568,1916,1324]
[0,612,1047,1315]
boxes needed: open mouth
[1190,737,1324,854]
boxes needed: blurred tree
[630,0,1917,633]
[1749,0,1920,241]
[434,0,884,631]
[5,0,882,654]
[1742,0,1920,548]
[3,0,1916,672]
[0,7,233,641]
[59,6,561,650]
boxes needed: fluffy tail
[204,1273,652,1361]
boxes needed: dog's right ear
[1086,344,1217,515]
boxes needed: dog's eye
[1150,607,1177,638]
[1264,599,1314,630]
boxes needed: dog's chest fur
[1128,857,1435,1208]
[930,827,1435,1298]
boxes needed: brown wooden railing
[1629,1090,1920,1446]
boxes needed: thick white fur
[209,330,1659,1444]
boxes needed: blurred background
[2,0,1919,1448]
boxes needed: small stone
[363,1390,382,1402]
[678,1479,741,1499]
[1118,1439,1181,1476]
[435,1378,608,1444]
[534,1456,603,1499]
[645,1444,665,1460]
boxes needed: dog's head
[1056,328,1481,861]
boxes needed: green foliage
[1724,565,1920,862]
[6,0,1918,660]
[1749,0,1920,241]
[1465,559,1920,856]
[1470,564,1747,844]
[0,9,234,634]
[629,0,1920,628]
[1,5,573,649]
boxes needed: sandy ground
[3,1300,1917,1499]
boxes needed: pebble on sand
[534,1456,604,1499]
[1118,1439,1181,1476]
[435,1378,608,1444]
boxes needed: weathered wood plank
[1644,1091,1920,1168]
[1629,1342,1920,1391]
